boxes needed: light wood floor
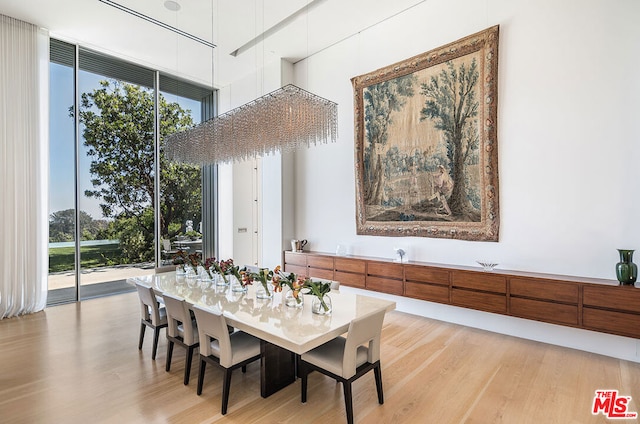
[1,292,639,424]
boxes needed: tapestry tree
[420,59,480,220]
[363,74,416,205]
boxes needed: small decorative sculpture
[395,248,406,263]
[185,220,194,233]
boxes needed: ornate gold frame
[352,26,499,241]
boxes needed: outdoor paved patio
[48,263,155,290]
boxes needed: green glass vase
[615,249,637,285]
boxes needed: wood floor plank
[0,292,639,423]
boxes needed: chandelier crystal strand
[165,84,337,165]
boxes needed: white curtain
[0,15,49,318]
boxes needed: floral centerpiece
[272,265,306,307]
[236,268,253,292]
[205,257,234,284]
[243,267,274,299]
[303,278,332,314]
[172,249,190,272]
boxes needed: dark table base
[260,340,296,397]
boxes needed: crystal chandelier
[165,84,338,165]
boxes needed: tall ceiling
[0,0,424,88]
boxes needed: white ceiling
[0,0,424,88]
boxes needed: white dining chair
[192,305,262,415]
[162,293,199,385]
[300,309,386,424]
[310,277,340,291]
[135,282,168,360]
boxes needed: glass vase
[230,276,247,293]
[186,271,199,288]
[256,284,272,299]
[312,294,332,315]
[616,249,638,285]
[215,273,228,286]
[200,275,214,290]
[284,290,304,308]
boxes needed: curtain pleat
[0,14,49,318]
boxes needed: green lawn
[49,243,124,273]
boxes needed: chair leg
[300,363,308,403]
[152,327,161,360]
[374,364,384,404]
[184,346,195,385]
[221,368,233,415]
[166,341,174,372]
[138,323,146,350]
[343,381,354,424]
[197,358,206,395]
[241,365,247,373]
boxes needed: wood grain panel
[334,257,366,274]
[283,264,307,277]
[510,278,578,304]
[452,271,506,293]
[367,261,403,279]
[404,265,449,286]
[334,271,365,288]
[366,275,403,296]
[452,288,507,314]
[306,255,334,270]
[284,251,306,266]
[583,307,640,338]
[287,251,640,340]
[510,297,578,326]
[405,281,450,303]
[307,268,334,280]
[583,285,640,313]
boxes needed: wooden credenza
[284,250,640,339]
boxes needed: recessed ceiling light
[164,1,181,12]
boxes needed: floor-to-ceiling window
[48,40,214,305]
[48,41,77,304]
[158,76,212,265]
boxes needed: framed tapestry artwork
[352,26,500,241]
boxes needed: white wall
[289,0,640,361]
[293,0,640,279]
[218,58,295,268]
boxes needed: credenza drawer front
[510,278,578,304]
[334,257,366,274]
[335,271,365,289]
[452,271,506,293]
[511,297,578,326]
[284,264,307,277]
[405,265,449,286]
[452,288,506,314]
[583,286,640,313]
[307,255,334,270]
[583,308,640,339]
[405,281,449,304]
[367,261,403,279]
[366,276,403,296]
[308,268,334,280]
[284,252,306,266]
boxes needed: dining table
[128,271,396,397]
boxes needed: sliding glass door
[48,40,214,305]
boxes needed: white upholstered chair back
[135,282,163,326]
[163,293,198,345]
[192,305,234,367]
[341,309,385,378]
